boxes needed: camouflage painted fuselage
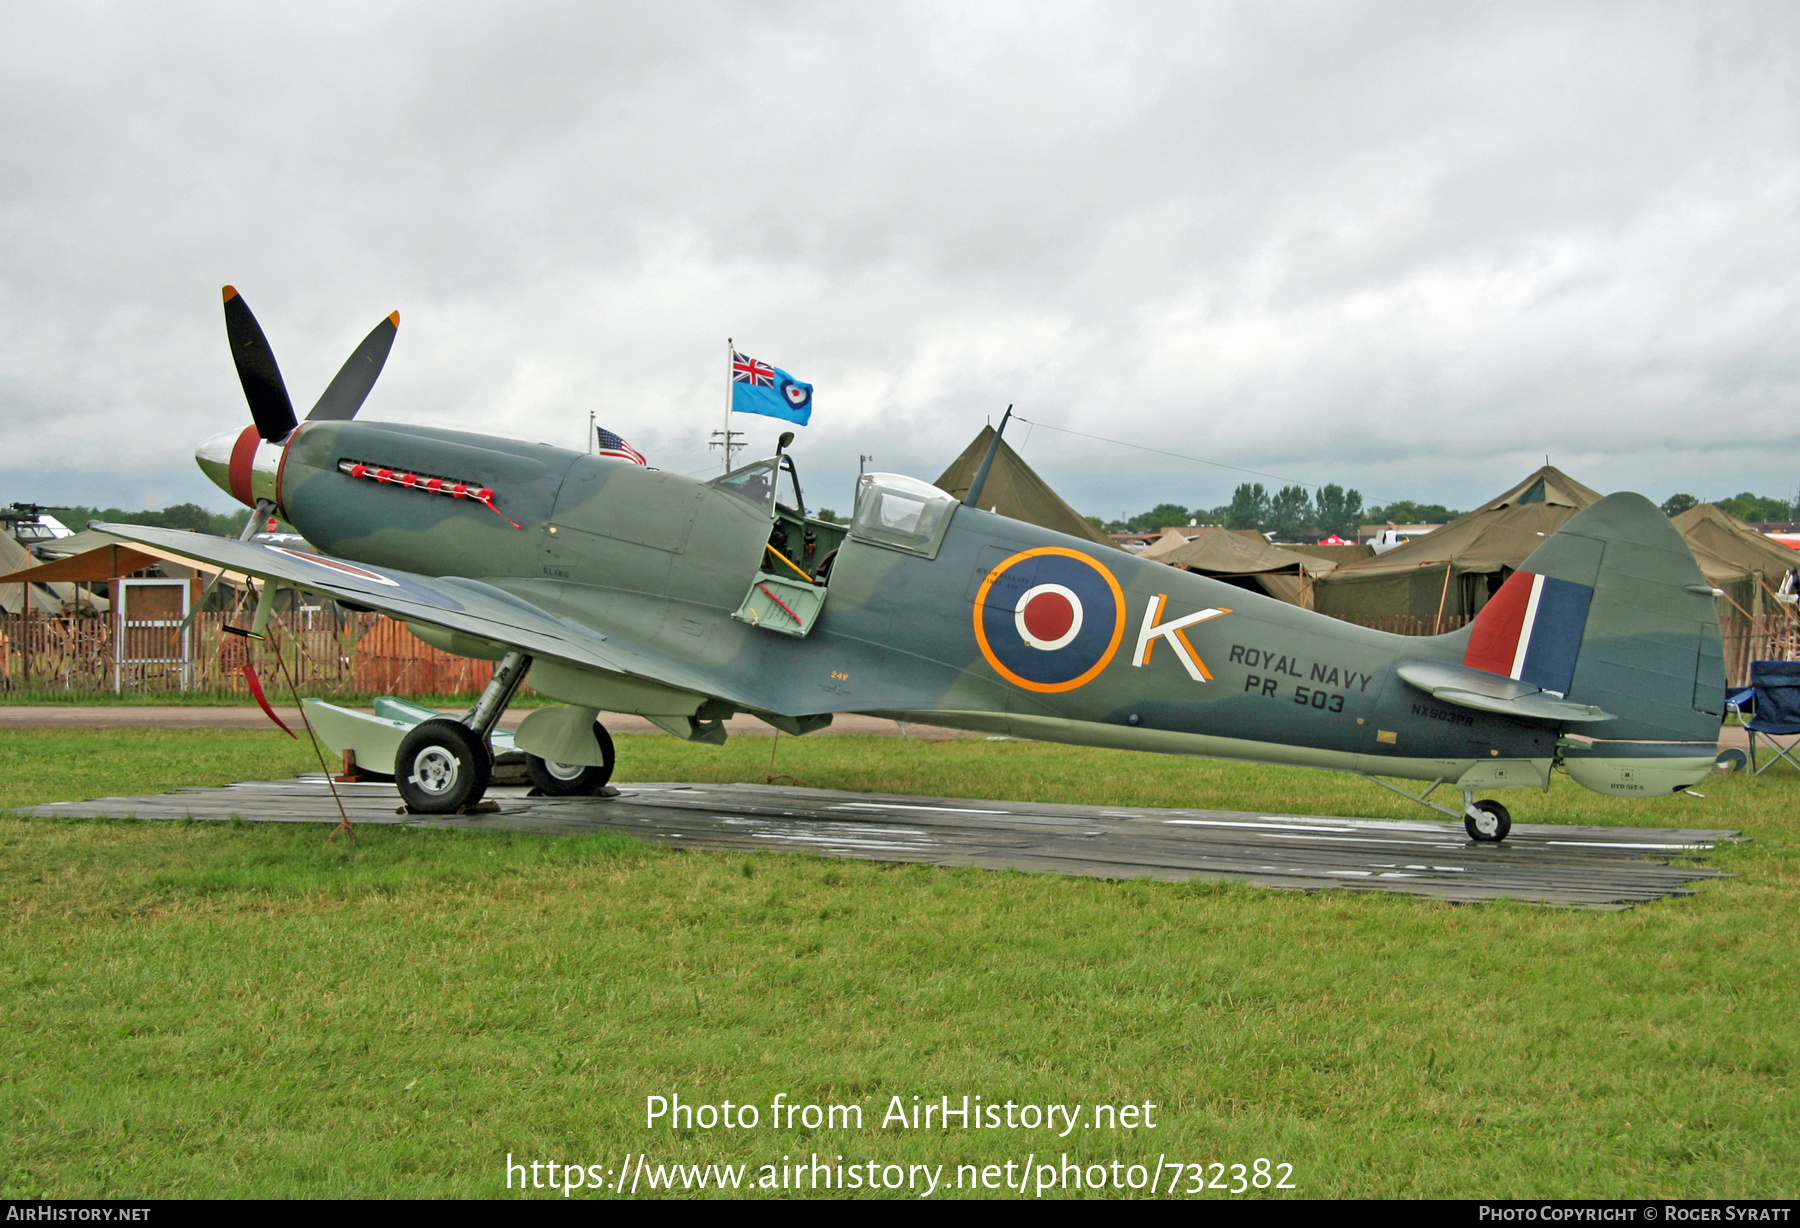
[272,419,1722,796]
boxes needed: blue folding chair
[1737,660,1800,777]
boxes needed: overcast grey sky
[2,1,1797,521]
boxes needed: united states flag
[596,427,647,466]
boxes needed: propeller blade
[306,310,400,422]
[222,286,298,442]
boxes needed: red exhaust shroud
[337,459,521,529]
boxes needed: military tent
[1144,526,1336,609]
[1284,541,1375,566]
[1671,503,1800,619]
[1138,527,1268,561]
[934,426,1113,547]
[0,531,77,615]
[1137,528,1191,560]
[41,528,199,581]
[1313,466,1603,623]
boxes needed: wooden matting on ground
[24,777,1745,908]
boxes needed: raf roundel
[974,547,1126,692]
[780,379,811,409]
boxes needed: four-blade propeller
[183,287,401,630]
[221,285,399,441]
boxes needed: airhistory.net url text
[506,1152,1296,1197]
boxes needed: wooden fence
[0,609,493,697]
[1719,612,1800,690]
[1340,614,1472,637]
[345,617,496,695]
[1,601,1791,696]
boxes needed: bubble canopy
[850,473,958,558]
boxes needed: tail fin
[1463,492,1723,745]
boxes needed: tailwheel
[525,720,616,796]
[396,718,492,814]
[1464,798,1512,843]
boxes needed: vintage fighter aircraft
[101,289,1727,841]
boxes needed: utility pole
[709,429,745,472]
[859,455,874,476]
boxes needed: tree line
[1095,486,1799,543]
[1659,492,1796,523]
[1090,483,1462,543]
[49,503,253,537]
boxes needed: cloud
[1,1,1797,519]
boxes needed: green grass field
[2,728,1796,1199]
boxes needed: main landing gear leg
[395,650,534,815]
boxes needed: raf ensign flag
[732,350,813,426]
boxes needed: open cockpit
[713,443,957,636]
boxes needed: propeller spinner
[196,287,399,508]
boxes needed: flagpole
[724,336,733,475]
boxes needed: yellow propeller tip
[388,310,400,326]
[222,285,238,301]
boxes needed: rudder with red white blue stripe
[1463,570,1594,696]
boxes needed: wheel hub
[543,759,586,782]
[1471,808,1498,836]
[410,746,461,796]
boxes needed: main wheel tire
[395,719,492,814]
[1464,798,1512,843]
[525,721,616,796]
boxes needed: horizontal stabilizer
[1396,659,1616,723]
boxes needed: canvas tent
[1142,526,1337,609]
[1138,527,1269,561]
[1284,541,1375,566]
[40,528,198,580]
[934,426,1114,547]
[1671,503,1800,619]
[0,527,258,618]
[0,531,87,615]
[1313,466,1603,622]
[1137,528,1190,560]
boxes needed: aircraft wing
[93,524,754,706]
[1395,659,1615,723]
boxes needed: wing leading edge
[93,523,755,708]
